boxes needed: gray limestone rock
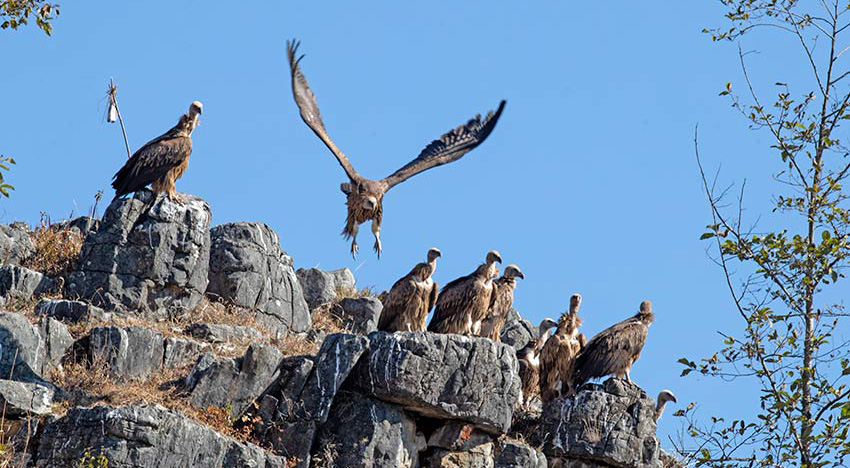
[0,379,53,416]
[0,224,34,266]
[355,331,520,434]
[0,312,69,383]
[35,404,286,468]
[0,265,57,302]
[184,343,283,418]
[428,422,492,451]
[258,334,368,465]
[34,299,111,323]
[66,190,211,318]
[424,443,495,468]
[313,391,420,468]
[207,222,310,337]
[163,336,210,369]
[495,441,548,468]
[186,323,264,343]
[541,378,663,468]
[296,268,337,309]
[89,326,165,380]
[337,297,382,335]
[328,268,356,295]
[500,318,534,351]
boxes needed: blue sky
[1,0,837,452]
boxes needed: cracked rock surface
[67,190,211,317]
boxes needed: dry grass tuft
[52,357,255,442]
[23,216,83,279]
[334,285,377,301]
[310,303,349,335]
[272,334,320,357]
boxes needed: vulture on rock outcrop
[655,389,677,421]
[540,294,586,402]
[427,250,501,335]
[286,40,506,258]
[478,265,524,342]
[112,101,203,204]
[572,300,655,388]
[516,317,557,408]
[378,247,441,332]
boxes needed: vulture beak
[487,250,502,264]
[190,101,203,115]
[516,270,525,280]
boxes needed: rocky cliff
[0,191,682,468]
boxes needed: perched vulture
[572,300,655,388]
[112,101,203,204]
[478,265,525,342]
[378,247,441,332]
[655,390,677,421]
[540,294,586,403]
[516,317,557,408]
[287,40,506,258]
[427,250,501,335]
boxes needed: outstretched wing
[382,100,506,189]
[572,318,647,387]
[111,134,191,197]
[287,40,359,181]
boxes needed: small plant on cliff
[77,449,108,468]
[677,1,850,467]
[0,156,14,199]
[23,213,83,279]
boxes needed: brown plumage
[427,250,501,335]
[111,101,202,203]
[516,318,557,408]
[540,294,586,403]
[572,300,655,389]
[378,248,441,332]
[655,389,677,421]
[286,40,506,258]
[478,265,524,342]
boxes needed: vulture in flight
[478,265,525,342]
[572,300,655,389]
[286,40,506,258]
[112,101,203,204]
[378,247,441,332]
[516,317,557,408]
[427,250,501,335]
[655,389,677,421]
[540,294,586,403]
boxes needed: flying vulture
[516,317,557,408]
[286,40,506,258]
[427,250,501,335]
[478,265,525,342]
[540,294,586,403]
[655,389,677,421]
[378,247,441,332]
[572,300,655,389]
[112,101,203,204]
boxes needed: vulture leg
[371,220,382,258]
[350,224,359,258]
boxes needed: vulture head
[486,250,502,265]
[538,318,557,338]
[557,294,583,335]
[503,264,525,280]
[340,179,386,212]
[638,300,655,325]
[179,101,203,134]
[655,389,677,421]
[427,247,442,262]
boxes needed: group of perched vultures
[109,40,674,414]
